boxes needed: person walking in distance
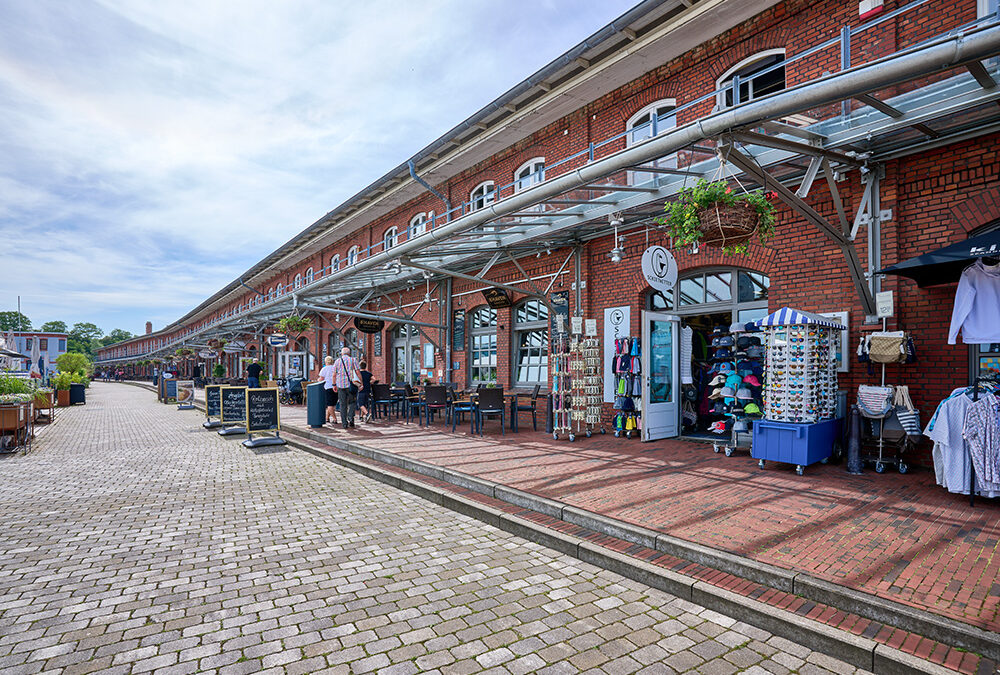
[246,359,263,388]
[356,360,373,423]
[332,346,361,429]
[316,355,338,424]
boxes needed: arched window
[305,267,314,284]
[383,226,399,251]
[345,328,363,358]
[294,273,303,289]
[409,213,428,239]
[267,287,275,301]
[717,50,786,109]
[627,100,677,184]
[330,254,340,273]
[513,299,549,386]
[470,181,496,212]
[347,246,359,266]
[469,306,497,386]
[514,158,545,193]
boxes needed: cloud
[0,0,637,334]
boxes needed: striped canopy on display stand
[751,308,847,330]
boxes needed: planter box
[57,389,71,406]
[0,404,29,432]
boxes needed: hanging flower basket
[696,202,760,248]
[657,179,778,255]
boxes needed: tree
[40,320,68,333]
[56,352,93,377]
[100,328,134,347]
[70,322,102,342]
[0,311,31,331]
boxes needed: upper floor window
[409,213,428,239]
[384,226,399,251]
[980,0,999,18]
[514,158,545,193]
[627,100,678,183]
[347,246,360,265]
[294,273,303,289]
[470,181,496,211]
[717,50,786,109]
[305,267,314,284]
[268,287,275,300]
[330,254,341,272]
[39,338,48,350]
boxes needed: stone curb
[122,383,998,667]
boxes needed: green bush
[50,372,74,391]
[56,352,93,378]
[213,364,226,378]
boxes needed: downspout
[408,160,453,222]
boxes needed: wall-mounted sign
[198,350,215,359]
[585,319,598,337]
[267,334,288,347]
[482,288,512,309]
[452,309,466,352]
[246,388,280,433]
[570,316,583,335]
[373,332,382,357]
[604,306,631,402]
[550,291,569,337]
[354,317,385,334]
[641,245,678,294]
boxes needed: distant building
[11,333,68,378]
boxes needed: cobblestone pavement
[0,383,868,675]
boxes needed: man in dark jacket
[246,361,263,388]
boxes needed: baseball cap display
[744,402,762,415]
[718,362,735,373]
[713,348,732,360]
[709,387,725,400]
[710,374,726,386]
[712,325,728,335]
[717,336,735,347]
[743,374,762,387]
[729,322,745,334]
[736,387,754,400]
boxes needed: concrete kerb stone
[654,532,798,593]
[691,582,878,671]
[120,382,997,672]
[794,574,1000,663]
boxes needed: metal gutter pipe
[408,160,453,221]
[298,25,1000,297]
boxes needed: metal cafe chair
[476,387,505,436]
[424,385,449,426]
[402,384,425,425]
[371,383,394,419]
[448,386,476,433]
[514,384,541,432]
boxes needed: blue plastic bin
[306,382,326,428]
[751,418,842,475]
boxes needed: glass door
[641,311,680,441]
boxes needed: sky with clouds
[0,0,637,337]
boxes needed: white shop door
[641,311,680,441]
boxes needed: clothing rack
[968,373,1000,506]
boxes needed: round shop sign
[641,245,678,293]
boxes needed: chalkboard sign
[220,386,247,425]
[246,388,280,433]
[164,379,178,403]
[550,291,569,337]
[482,288,512,308]
[373,331,382,357]
[205,385,222,418]
[452,309,465,352]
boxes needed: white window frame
[514,158,545,193]
[267,287,275,301]
[468,305,498,386]
[330,254,340,273]
[409,213,428,239]
[470,181,496,211]
[512,299,549,387]
[305,267,314,284]
[347,246,360,266]
[716,49,786,110]
[980,0,999,18]
[294,273,303,289]
[383,226,399,251]
[626,99,678,184]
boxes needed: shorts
[324,388,338,406]
[356,391,370,409]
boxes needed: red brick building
[98,0,1000,462]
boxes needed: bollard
[846,404,864,474]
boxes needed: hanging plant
[275,315,313,338]
[175,348,193,358]
[656,179,777,255]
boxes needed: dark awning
[877,230,1000,288]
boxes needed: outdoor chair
[423,386,449,426]
[371,383,394,419]
[402,384,425,425]
[447,386,476,433]
[476,387,505,436]
[515,384,541,432]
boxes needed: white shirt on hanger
[949,260,1000,344]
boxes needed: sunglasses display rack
[762,325,838,424]
[551,335,572,440]
[612,337,641,438]
[565,337,605,441]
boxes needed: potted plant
[275,315,313,342]
[657,179,777,254]
[212,364,226,380]
[51,372,74,406]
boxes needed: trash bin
[69,382,86,405]
[306,382,326,428]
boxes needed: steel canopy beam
[722,145,876,315]
[297,302,445,330]
[401,259,553,308]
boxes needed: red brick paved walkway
[177,384,1000,633]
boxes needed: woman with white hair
[316,355,338,424]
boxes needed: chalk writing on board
[247,388,280,433]
[221,387,247,424]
